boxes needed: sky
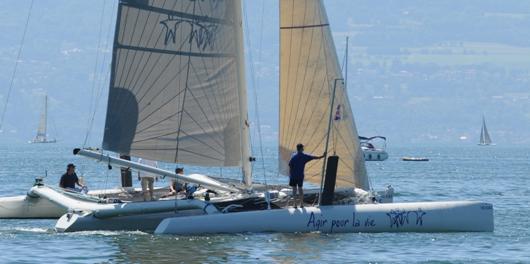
[0,0,529,147]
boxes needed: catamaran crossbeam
[74,148,239,194]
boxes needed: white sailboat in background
[1,0,492,234]
[478,115,493,146]
[30,95,56,143]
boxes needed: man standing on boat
[59,163,85,190]
[288,144,325,208]
[137,158,158,201]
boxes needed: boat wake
[1,227,52,234]
[63,230,150,237]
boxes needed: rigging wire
[340,36,374,191]
[83,0,109,147]
[243,0,268,185]
[90,0,118,150]
[0,0,34,132]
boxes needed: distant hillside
[1,0,529,147]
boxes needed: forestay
[102,0,248,168]
[279,0,369,190]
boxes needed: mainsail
[102,0,251,181]
[36,95,48,141]
[479,116,492,145]
[279,0,369,190]
[31,94,55,143]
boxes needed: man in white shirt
[137,158,158,201]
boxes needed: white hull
[363,149,388,161]
[155,201,493,235]
[2,185,493,234]
[0,195,66,218]
[402,157,429,162]
[24,184,218,232]
[0,185,166,219]
[29,139,57,144]
[55,208,211,233]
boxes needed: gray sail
[103,0,248,168]
[480,116,492,145]
[279,0,369,190]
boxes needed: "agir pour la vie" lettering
[306,212,376,232]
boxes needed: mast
[234,0,252,187]
[344,37,349,89]
[318,78,342,205]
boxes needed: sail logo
[160,15,219,51]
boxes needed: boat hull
[25,184,217,233]
[0,185,171,219]
[0,195,66,219]
[155,201,493,235]
[55,210,204,233]
[362,149,388,161]
[402,157,429,161]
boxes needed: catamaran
[478,115,493,146]
[1,0,492,234]
[29,95,56,144]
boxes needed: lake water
[0,144,529,263]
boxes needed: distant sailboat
[478,116,493,146]
[30,95,56,144]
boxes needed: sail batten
[121,2,234,25]
[279,0,369,190]
[116,44,236,58]
[103,0,248,168]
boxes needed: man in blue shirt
[59,163,84,190]
[288,143,325,208]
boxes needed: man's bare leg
[141,178,148,201]
[292,186,298,207]
[148,178,154,200]
[298,186,304,207]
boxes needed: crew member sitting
[59,163,85,191]
[168,167,185,196]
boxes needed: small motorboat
[360,136,388,161]
[402,157,429,161]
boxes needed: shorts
[289,177,303,187]
[141,177,154,190]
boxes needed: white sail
[102,0,250,177]
[31,95,54,143]
[278,0,369,190]
[480,116,492,145]
[36,95,47,140]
